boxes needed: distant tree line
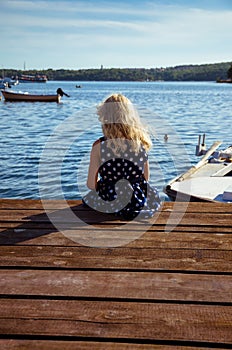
[2,62,232,82]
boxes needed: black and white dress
[83,137,161,219]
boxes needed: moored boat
[0,81,7,89]
[19,74,47,83]
[216,78,232,84]
[1,89,61,102]
[164,135,232,203]
[0,77,19,87]
[2,77,19,86]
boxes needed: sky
[1,0,232,70]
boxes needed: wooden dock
[0,199,231,349]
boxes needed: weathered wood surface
[0,340,226,350]
[0,269,231,302]
[1,299,231,342]
[0,199,231,349]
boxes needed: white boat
[0,77,19,88]
[0,81,7,89]
[3,77,19,86]
[164,135,232,203]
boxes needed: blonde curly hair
[97,94,152,153]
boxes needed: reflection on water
[0,81,231,200]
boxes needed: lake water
[0,81,231,201]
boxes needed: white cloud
[1,0,232,68]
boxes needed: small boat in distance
[0,77,19,87]
[0,81,8,89]
[19,74,47,83]
[216,78,232,84]
[1,89,61,102]
[164,135,232,203]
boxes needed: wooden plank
[1,228,232,249]
[0,199,73,210]
[0,339,222,350]
[0,299,231,344]
[0,222,231,237]
[0,246,231,272]
[162,201,232,213]
[0,269,231,303]
[0,208,231,225]
[1,222,232,234]
[0,206,232,225]
[0,199,231,213]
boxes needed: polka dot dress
[83,137,161,219]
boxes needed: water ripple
[0,81,231,199]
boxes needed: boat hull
[19,79,47,83]
[165,184,216,202]
[1,90,60,102]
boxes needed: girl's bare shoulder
[92,138,101,147]
[92,136,105,147]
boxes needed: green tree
[227,64,232,79]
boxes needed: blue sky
[1,0,232,70]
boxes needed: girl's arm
[87,140,101,190]
[144,160,150,181]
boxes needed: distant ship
[19,74,47,83]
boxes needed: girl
[83,94,160,219]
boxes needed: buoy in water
[164,134,168,142]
